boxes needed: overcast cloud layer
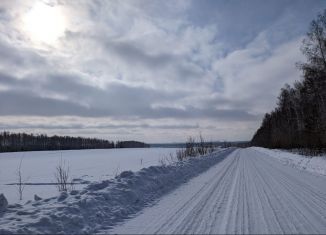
[0,0,325,142]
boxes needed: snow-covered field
[0,148,231,234]
[0,148,179,204]
[253,147,326,176]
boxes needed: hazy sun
[23,2,66,44]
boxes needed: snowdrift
[253,147,326,176]
[0,148,234,234]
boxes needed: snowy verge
[0,148,234,234]
[252,147,326,176]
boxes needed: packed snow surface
[111,148,326,234]
[0,148,232,234]
[0,148,179,204]
[253,147,326,176]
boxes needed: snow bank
[252,147,326,176]
[0,148,234,234]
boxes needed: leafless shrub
[54,158,70,192]
[185,136,196,157]
[70,179,75,191]
[176,148,186,161]
[208,141,215,153]
[158,154,178,166]
[158,157,167,167]
[169,153,176,163]
[198,133,207,155]
[114,165,121,177]
[16,158,28,200]
[175,134,216,161]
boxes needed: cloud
[0,37,47,71]
[0,90,91,116]
[0,0,324,141]
[0,79,257,121]
[213,34,304,113]
[0,121,199,131]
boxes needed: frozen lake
[0,148,179,204]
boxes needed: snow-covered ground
[0,148,231,234]
[253,147,326,176]
[1,147,326,234]
[0,148,179,204]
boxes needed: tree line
[251,11,326,150]
[0,131,148,152]
[115,140,149,148]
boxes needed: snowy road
[110,148,326,234]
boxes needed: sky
[0,0,325,143]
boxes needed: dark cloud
[107,41,172,68]
[42,72,187,114]
[0,64,258,121]
[0,90,93,116]
[0,72,23,85]
[0,88,257,121]
[104,40,203,80]
[0,122,199,130]
[150,106,258,121]
[0,38,46,68]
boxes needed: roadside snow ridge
[0,148,233,234]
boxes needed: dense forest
[0,131,148,152]
[116,141,149,148]
[251,11,326,149]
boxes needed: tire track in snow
[249,149,326,234]
[178,151,240,234]
[255,151,326,233]
[108,150,239,234]
[250,151,289,233]
[109,148,326,234]
[152,150,240,234]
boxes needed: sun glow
[23,2,67,44]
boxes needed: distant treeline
[116,141,149,148]
[0,131,148,152]
[251,11,326,150]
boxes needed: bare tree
[252,10,326,151]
